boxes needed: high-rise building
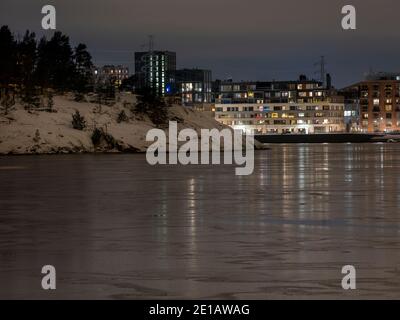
[135,51,176,96]
[175,68,212,105]
[344,72,400,132]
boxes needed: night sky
[1,0,400,88]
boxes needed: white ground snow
[0,93,261,155]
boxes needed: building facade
[345,73,400,132]
[214,76,345,134]
[94,65,129,86]
[175,69,212,105]
[216,76,328,105]
[339,87,361,132]
[215,102,345,134]
[135,51,176,96]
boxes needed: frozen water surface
[0,144,400,299]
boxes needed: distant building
[175,68,212,105]
[94,65,129,86]
[135,51,176,96]
[215,76,328,105]
[214,76,345,134]
[344,72,400,132]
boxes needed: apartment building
[344,73,400,132]
[215,102,345,134]
[94,65,129,86]
[175,68,212,105]
[135,51,176,96]
[214,76,345,134]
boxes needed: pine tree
[71,111,86,130]
[135,87,168,126]
[73,43,94,95]
[22,86,41,110]
[0,26,17,87]
[35,32,75,92]
[0,89,15,115]
[16,30,37,89]
[0,25,95,103]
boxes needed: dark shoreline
[255,133,399,144]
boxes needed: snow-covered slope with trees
[0,93,261,154]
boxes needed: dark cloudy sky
[1,0,399,87]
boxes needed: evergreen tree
[0,25,94,100]
[71,111,86,130]
[120,75,137,92]
[35,32,75,91]
[22,86,41,110]
[117,110,128,123]
[34,36,49,87]
[73,43,94,96]
[0,89,15,115]
[135,87,168,126]
[95,79,116,108]
[0,26,17,87]
[16,30,37,89]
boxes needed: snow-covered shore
[0,93,262,155]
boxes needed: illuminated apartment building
[214,75,345,134]
[344,73,400,132]
[215,102,345,134]
[175,68,212,105]
[135,51,176,96]
[215,75,329,105]
[94,65,129,86]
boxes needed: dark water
[1,143,400,299]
